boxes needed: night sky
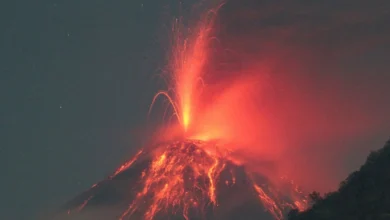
[2,1,390,219]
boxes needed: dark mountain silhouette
[288,139,390,220]
[48,141,301,220]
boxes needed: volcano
[46,2,310,219]
[51,140,307,220]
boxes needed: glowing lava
[113,141,307,220]
[67,142,307,220]
[150,4,222,133]
[68,2,310,220]
[120,141,226,220]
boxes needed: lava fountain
[63,2,309,220]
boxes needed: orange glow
[172,16,212,131]
[149,4,221,133]
[73,2,313,220]
[116,141,307,220]
[67,195,94,215]
[119,141,226,220]
[110,150,143,179]
[124,1,309,219]
[253,183,283,220]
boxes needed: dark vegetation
[288,139,390,220]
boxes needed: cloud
[211,0,390,192]
[219,0,390,56]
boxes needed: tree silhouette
[288,139,390,220]
[308,191,322,204]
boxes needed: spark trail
[66,1,310,220]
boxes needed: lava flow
[115,141,308,220]
[66,140,308,220]
[63,2,310,220]
[120,141,226,220]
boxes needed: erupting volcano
[56,2,310,220]
[59,140,307,220]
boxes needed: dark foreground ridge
[288,139,390,220]
[48,141,298,220]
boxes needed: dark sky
[1,1,174,219]
[1,0,390,219]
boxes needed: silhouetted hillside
[289,139,390,220]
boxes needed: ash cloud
[212,0,390,192]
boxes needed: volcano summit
[50,2,310,219]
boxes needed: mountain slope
[289,139,390,220]
[50,141,299,220]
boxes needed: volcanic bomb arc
[59,2,310,220]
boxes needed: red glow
[120,141,226,220]
[62,0,390,219]
[110,150,143,178]
[128,2,309,219]
[74,2,315,220]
